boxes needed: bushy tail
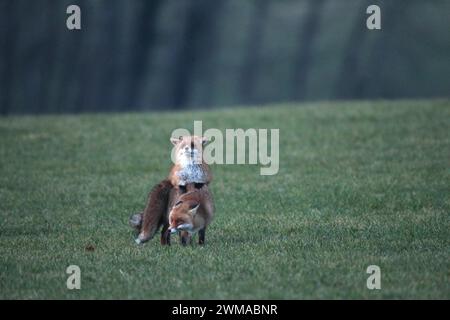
[129,212,143,230]
[134,179,173,244]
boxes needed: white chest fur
[177,164,208,186]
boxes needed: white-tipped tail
[129,212,143,229]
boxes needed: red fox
[129,135,214,245]
[166,184,214,245]
[168,135,212,188]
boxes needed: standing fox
[129,135,214,245]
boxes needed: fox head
[170,135,208,166]
[168,193,200,234]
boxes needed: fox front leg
[180,231,192,246]
[161,224,171,246]
[198,228,206,245]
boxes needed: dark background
[1,0,449,115]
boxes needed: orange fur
[131,179,173,244]
[167,185,214,245]
[130,136,214,246]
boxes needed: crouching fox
[167,184,214,245]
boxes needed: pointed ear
[188,203,200,215]
[201,136,209,146]
[170,136,183,146]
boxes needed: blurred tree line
[0,0,449,114]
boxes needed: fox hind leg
[161,224,171,245]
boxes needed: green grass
[0,100,449,299]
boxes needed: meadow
[0,100,448,299]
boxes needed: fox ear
[170,136,182,145]
[201,136,209,146]
[188,203,200,215]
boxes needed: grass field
[0,100,449,299]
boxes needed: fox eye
[189,203,199,210]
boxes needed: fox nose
[169,228,177,234]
